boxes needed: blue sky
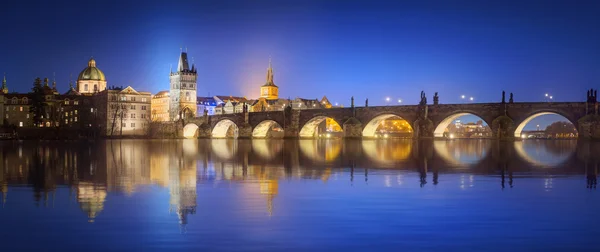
[0,0,597,129]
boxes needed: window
[121,105,126,109]
[74,117,78,122]
[19,122,23,127]
[84,84,88,91]
[65,119,68,124]
[19,107,23,112]
[74,101,79,105]
[131,123,135,128]
[141,106,147,110]
[75,110,78,115]
[65,112,68,117]
[131,97,136,102]
[141,114,146,119]
[64,100,69,105]
[141,98,147,102]
[131,105,136,110]
[182,84,186,88]
[131,114,136,119]
[90,108,94,113]
[22,98,27,104]
[94,85,98,91]
[26,114,29,119]
[110,95,116,101]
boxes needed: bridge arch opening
[183,123,199,139]
[514,112,578,139]
[362,114,413,138]
[252,120,284,138]
[434,113,492,138]
[212,119,239,138]
[299,116,343,138]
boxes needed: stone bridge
[178,95,600,140]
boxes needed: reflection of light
[326,133,331,138]
[384,134,389,138]
[385,175,391,187]
[449,134,454,139]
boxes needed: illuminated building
[94,86,152,136]
[259,179,278,216]
[77,58,107,95]
[169,52,197,120]
[260,58,279,100]
[151,91,170,122]
[196,97,217,116]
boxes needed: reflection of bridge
[179,97,600,139]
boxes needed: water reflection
[0,139,596,223]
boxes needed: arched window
[94,85,98,91]
[22,98,28,104]
[186,92,190,101]
[11,97,17,104]
[84,84,89,91]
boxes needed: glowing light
[545,93,548,97]
[449,134,454,139]
[549,96,553,99]
[469,97,474,101]
[383,134,389,138]
[397,99,402,103]
[521,134,526,139]
[385,97,390,102]
[461,95,465,99]
[326,133,331,138]
[335,102,338,106]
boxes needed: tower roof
[1,73,7,94]
[262,57,277,87]
[78,58,106,81]
[178,52,190,72]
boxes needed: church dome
[78,58,106,81]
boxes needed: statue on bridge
[502,91,506,104]
[509,93,514,104]
[351,96,354,108]
[433,92,439,105]
[242,102,248,113]
[365,98,368,107]
[419,91,427,105]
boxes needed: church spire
[52,72,57,90]
[266,57,274,84]
[1,73,7,94]
[69,73,74,89]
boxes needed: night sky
[1,0,598,128]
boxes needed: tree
[29,78,45,127]
[108,88,129,136]
[545,121,577,138]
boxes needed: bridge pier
[578,115,600,140]
[343,118,362,138]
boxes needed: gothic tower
[169,52,198,120]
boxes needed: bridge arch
[182,123,199,139]
[433,112,492,138]
[252,120,284,138]
[299,116,343,138]
[362,114,414,138]
[513,111,578,138]
[212,119,239,138]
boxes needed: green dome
[78,58,106,81]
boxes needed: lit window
[5,115,8,119]
[75,110,78,115]
[65,100,69,105]
[74,117,78,122]
[26,114,29,119]
[120,96,126,101]
[74,101,79,105]
[90,108,94,113]
[65,119,68,124]
[19,107,23,112]
[19,122,23,127]
[65,112,68,116]
[84,84,88,91]
[141,98,147,102]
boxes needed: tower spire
[52,72,57,90]
[177,51,189,71]
[69,73,73,89]
[1,72,7,94]
[266,57,274,84]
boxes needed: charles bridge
[162,89,600,140]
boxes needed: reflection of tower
[76,182,107,223]
[169,156,198,227]
[259,179,278,216]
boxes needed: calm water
[0,139,598,251]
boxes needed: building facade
[95,86,151,136]
[77,58,107,95]
[196,97,217,116]
[151,91,170,122]
[169,52,197,120]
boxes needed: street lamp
[545,93,548,97]
[469,97,474,101]
[397,99,402,104]
[461,95,465,99]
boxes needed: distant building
[151,91,170,122]
[169,52,197,120]
[77,58,107,95]
[94,86,151,136]
[196,97,217,116]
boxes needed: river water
[0,139,598,251]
